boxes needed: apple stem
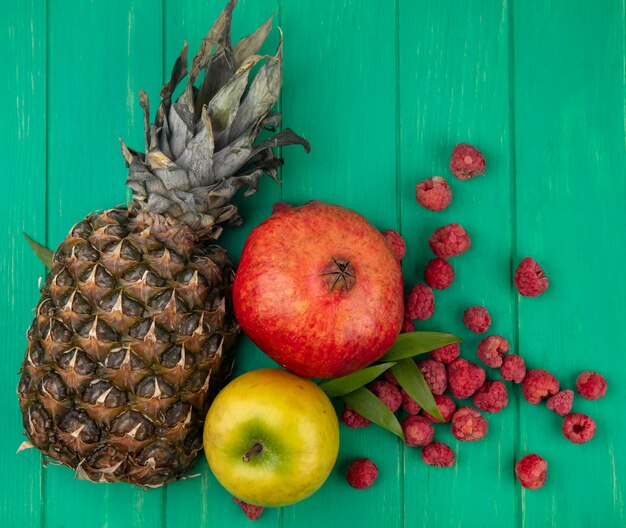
[242,442,264,462]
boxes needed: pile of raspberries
[345,143,608,493]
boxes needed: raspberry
[424,258,455,290]
[421,442,455,467]
[463,306,491,333]
[418,359,447,395]
[514,257,549,297]
[415,176,453,211]
[447,358,486,399]
[406,284,435,320]
[346,458,379,489]
[515,454,547,490]
[232,497,264,521]
[384,370,399,386]
[546,390,574,416]
[340,405,371,428]
[381,229,406,261]
[428,223,471,258]
[451,406,488,441]
[522,369,560,405]
[477,335,510,368]
[431,343,461,365]
[473,380,508,413]
[500,355,526,383]
[449,143,486,180]
[423,394,457,423]
[401,389,422,415]
[401,317,415,334]
[402,415,434,447]
[271,201,292,214]
[562,413,596,444]
[368,380,402,413]
[576,371,607,400]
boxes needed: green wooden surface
[2,0,625,526]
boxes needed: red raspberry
[447,358,486,399]
[368,380,402,413]
[402,415,434,447]
[562,413,596,444]
[451,406,488,441]
[576,371,607,400]
[421,442,455,467]
[381,229,406,261]
[449,143,486,180]
[515,454,547,490]
[423,394,457,423]
[340,405,371,428]
[401,389,421,415]
[415,176,453,211]
[477,335,510,368]
[271,201,292,214]
[406,284,435,320]
[522,369,559,405]
[384,370,399,386]
[232,497,264,521]
[431,343,461,365]
[463,306,491,333]
[546,390,574,416]
[424,258,455,290]
[417,359,447,395]
[500,355,526,383]
[514,257,549,297]
[473,380,508,413]
[346,458,379,489]
[428,223,471,258]
[401,317,414,334]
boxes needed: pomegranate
[233,203,404,378]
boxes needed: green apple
[203,368,339,507]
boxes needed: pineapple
[17,0,309,487]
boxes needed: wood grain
[514,1,626,525]
[0,1,46,526]
[280,1,402,527]
[398,1,517,526]
[43,1,164,527]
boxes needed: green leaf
[24,233,54,270]
[380,331,462,362]
[342,387,405,442]
[319,362,396,397]
[391,358,444,421]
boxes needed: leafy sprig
[319,331,462,439]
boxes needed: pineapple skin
[18,207,239,487]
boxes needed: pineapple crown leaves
[121,0,310,238]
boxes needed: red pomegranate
[233,202,404,378]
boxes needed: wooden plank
[280,1,402,527]
[163,1,283,526]
[514,1,626,526]
[0,1,46,526]
[398,1,516,526]
[44,1,165,527]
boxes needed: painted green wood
[280,2,403,527]
[44,2,164,528]
[3,0,626,527]
[163,1,283,526]
[398,1,517,526]
[1,1,46,526]
[513,1,626,526]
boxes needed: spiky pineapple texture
[18,0,309,487]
